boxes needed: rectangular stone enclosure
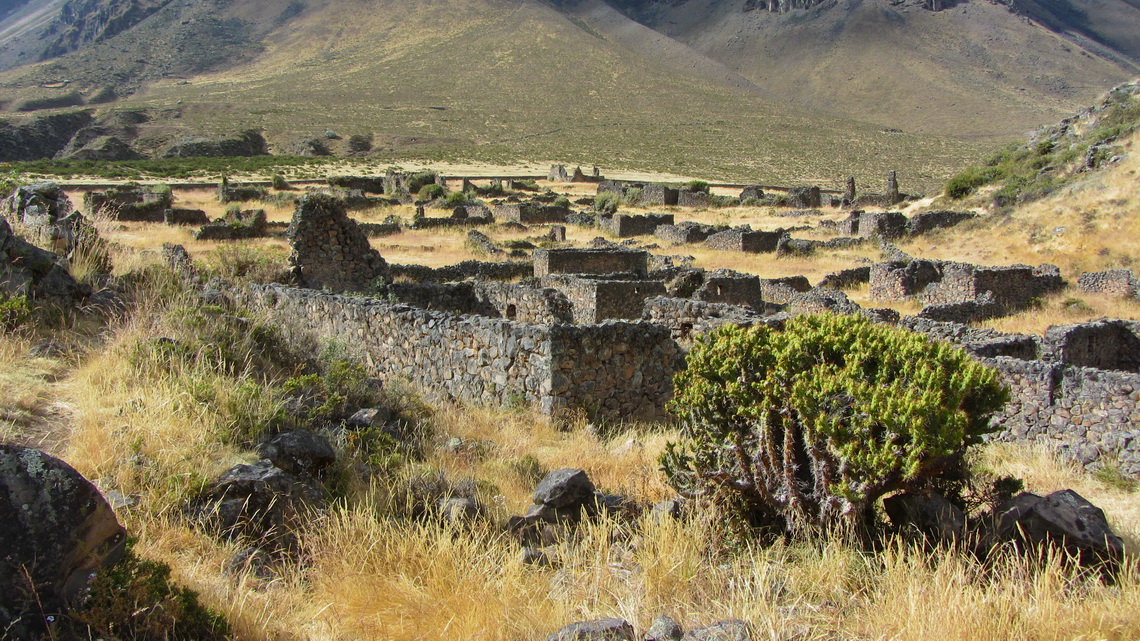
[533,248,649,278]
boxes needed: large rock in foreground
[980,489,1125,566]
[0,445,127,638]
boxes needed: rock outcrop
[0,445,127,639]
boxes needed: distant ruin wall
[242,284,679,422]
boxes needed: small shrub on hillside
[348,134,373,153]
[684,180,710,193]
[16,91,84,112]
[594,192,620,215]
[443,191,472,207]
[553,195,571,209]
[0,293,32,330]
[271,173,291,190]
[622,187,642,205]
[661,315,1009,541]
[514,179,540,191]
[68,540,230,641]
[418,183,445,201]
[406,171,439,195]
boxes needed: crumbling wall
[533,248,648,278]
[1077,270,1139,298]
[495,203,569,224]
[986,357,1140,476]
[600,213,674,238]
[542,275,666,323]
[286,193,389,293]
[242,284,681,422]
[549,322,683,421]
[704,228,785,253]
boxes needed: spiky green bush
[661,315,1009,539]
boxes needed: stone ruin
[494,203,569,225]
[195,208,270,241]
[1077,269,1140,300]
[286,193,389,293]
[870,259,1064,322]
[597,213,674,238]
[235,192,1139,476]
[84,183,208,225]
[849,171,908,208]
[217,176,268,203]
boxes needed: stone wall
[869,260,942,301]
[857,211,908,239]
[677,190,711,208]
[642,296,766,345]
[817,266,871,289]
[495,203,569,224]
[759,276,811,304]
[900,316,1040,360]
[600,213,674,238]
[242,284,680,422]
[654,222,718,245]
[286,193,389,293]
[542,275,666,323]
[550,323,684,421]
[390,260,533,283]
[920,262,1063,309]
[1077,270,1139,298]
[638,184,679,206]
[388,281,574,324]
[1041,320,1140,372]
[533,248,648,278]
[907,210,976,235]
[704,228,785,253]
[986,357,1140,476]
[693,270,763,309]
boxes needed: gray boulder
[980,489,1125,566]
[0,445,127,638]
[645,614,684,641]
[257,430,336,477]
[534,468,596,508]
[883,491,965,544]
[0,214,87,307]
[196,460,325,552]
[682,620,752,641]
[548,618,635,641]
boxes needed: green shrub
[684,180,710,194]
[68,540,230,640]
[406,171,439,195]
[0,293,32,330]
[661,315,1009,539]
[271,173,291,190]
[945,166,992,199]
[418,183,445,201]
[347,134,373,153]
[594,192,620,215]
[622,187,642,205]
[443,191,472,207]
[553,195,571,209]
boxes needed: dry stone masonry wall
[286,193,389,293]
[242,284,680,422]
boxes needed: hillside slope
[0,0,1137,185]
[594,0,1139,137]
